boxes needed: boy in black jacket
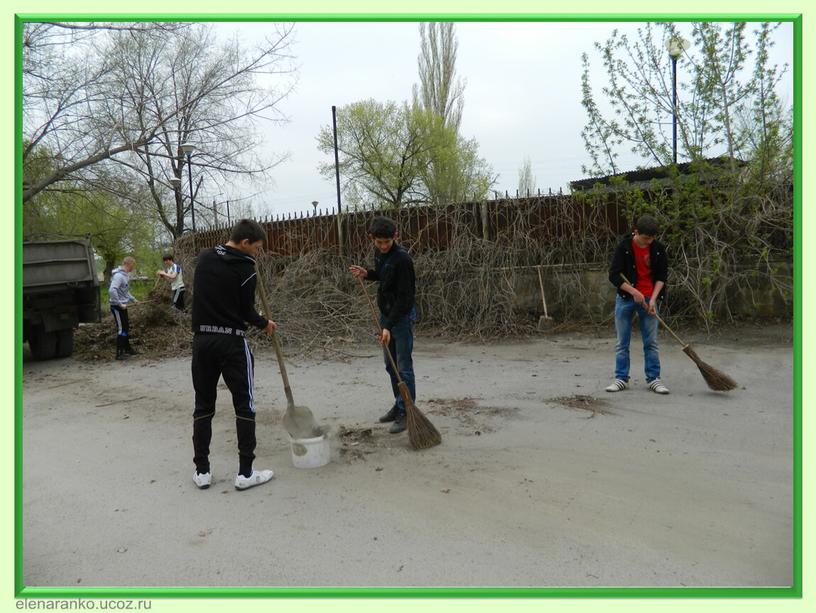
[191,219,278,491]
[349,216,417,434]
[606,215,670,394]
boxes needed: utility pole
[332,105,342,215]
[332,105,344,256]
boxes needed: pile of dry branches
[159,183,793,351]
[73,298,192,361]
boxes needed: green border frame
[14,12,803,600]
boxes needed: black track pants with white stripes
[192,333,257,476]
[110,305,131,355]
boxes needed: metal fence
[178,195,630,262]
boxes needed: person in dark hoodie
[190,219,278,491]
[606,214,670,394]
[349,216,417,434]
[108,256,139,360]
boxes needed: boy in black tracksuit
[191,219,278,491]
[349,216,417,434]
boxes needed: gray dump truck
[23,237,101,360]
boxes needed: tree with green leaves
[317,100,430,209]
[25,167,156,280]
[316,24,493,208]
[412,22,494,204]
[580,22,790,178]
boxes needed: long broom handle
[620,274,688,347]
[255,269,295,408]
[356,276,406,385]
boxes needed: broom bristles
[682,345,738,392]
[400,383,442,449]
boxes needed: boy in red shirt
[606,215,670,394]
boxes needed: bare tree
[22,22,187,202]
[23,22,298,240]
[411,23,493,205]
[517,156,536,197]
[413,23,464,132]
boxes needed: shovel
[536,266,555,330]
[255,271,322,439]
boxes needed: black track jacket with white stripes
[191,244,268,335]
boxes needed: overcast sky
[213,21,794,218]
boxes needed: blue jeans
[614,295,660,382]
[380,311,416,416]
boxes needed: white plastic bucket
[288,434,330,469]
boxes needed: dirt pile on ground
[425,397,518,435]
[547,394,615,417]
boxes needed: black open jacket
[365,244,416,330]
[608,235,668,301]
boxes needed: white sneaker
[648,379,670,394]
[193,471,212,489]
[234,469,275,491]
[605,379,629,392]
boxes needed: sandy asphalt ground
[22,323,792,588]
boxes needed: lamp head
[666,36,690,59]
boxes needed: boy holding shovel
[349,216,417,434]
[190,219,278,491]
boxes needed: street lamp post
[666,36,690,165]
[180,142,197,232]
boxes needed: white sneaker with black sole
[193,471,212,489]
[605,379,629,392]
[234,469,275,491]
[648,379,670,394]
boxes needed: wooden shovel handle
[536,266,549,317]
[619,274,687,347]
[255,268,295,408]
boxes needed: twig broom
[357,277,441,449]
[621,275,737,391]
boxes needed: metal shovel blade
[282,403,322,439]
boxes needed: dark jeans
[380,312,416,416]
[191,334,257,476]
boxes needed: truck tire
[56,329,74,358]
[29,327,58,360]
